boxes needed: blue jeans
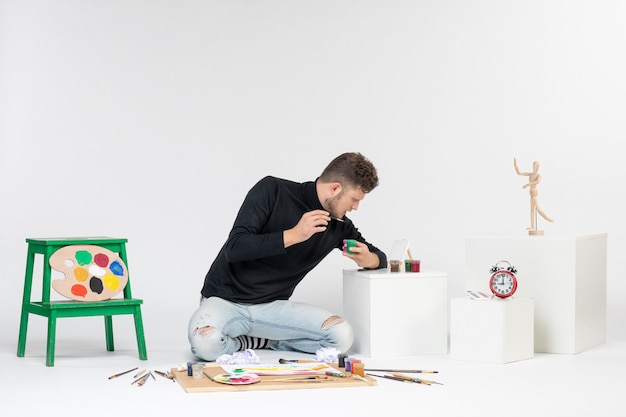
[188,296,354,361]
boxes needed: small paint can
[411,260,421,272]
[191,363,204,379]
[389,260,401,272]
[352,362,365,377]
[343,239,357,254]
[404,260,412,272]
[349,359,362,374]
[338,353,348,368]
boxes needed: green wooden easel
[17,237,148,366]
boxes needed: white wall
[1,0,624,352]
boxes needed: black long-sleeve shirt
[200,176,387,304]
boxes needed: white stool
[450,297,534,364]
[343,268,448,357]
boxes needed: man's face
[324,185,366,218]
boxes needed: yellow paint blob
[103,273,120,291]
[73,267,89,282]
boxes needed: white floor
[3,337,624,416]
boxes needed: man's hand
[283,210,330,248]
[343,241,380,269]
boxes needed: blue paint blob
[110,260,124,276]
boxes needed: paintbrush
[330,216,345,222]
[269,376,329,383]
[133,369,148,378]
[351,374,374,385]
[392,372,443,385]
[132,372,151,386]
[154,370,176,382]
[365,368,438,373]
[108,367,138,380]
[278,358,316,364]
[137,373,151,386]
[369,374,415,384]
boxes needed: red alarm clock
[489,260,518,298]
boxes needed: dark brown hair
[319,152,379,193]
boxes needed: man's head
[317,152,379,218]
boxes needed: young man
[188,152,387,361]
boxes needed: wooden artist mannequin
[514,158,554,235]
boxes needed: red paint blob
[94,253,109,267]
[71,284,88,298]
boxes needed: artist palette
[212,373,261,385]
[50,244,128,302]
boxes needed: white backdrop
[1,0,624,354]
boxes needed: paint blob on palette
[50,245,128,301]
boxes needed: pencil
[108,367,138,380]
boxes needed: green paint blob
[75,250,93,266]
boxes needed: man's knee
[321,315,344,329]
[321,315,353,352]
[193,325,216,336]
[188,321,231,361]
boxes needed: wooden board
[172,363,376,393]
